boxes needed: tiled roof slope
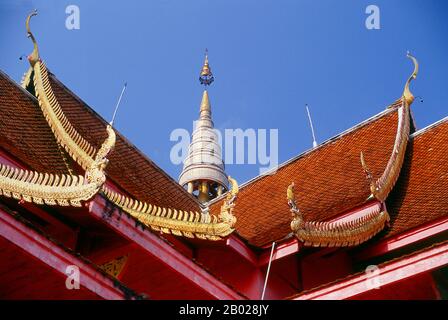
[0,69,199,212]
[210,108,401,247]
[385,117,448,237]
[0,71,69,173]
[47,72,199,211]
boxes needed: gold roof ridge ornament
[0,11,118,207]
[403,51,419,105]
[287,182,389,247]
[360,52,418,202]
[22,11,235,241]
[24,11,99,171]
[102,175,237,240]
[25,10,39,66]
[0,126,115,207]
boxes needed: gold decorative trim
[21,67,33,89]
[25,11,97,171]
[360,53,418,202]
[287,182,389,247]
[25,10,39,66]
[0,164,94,207]
[99,255,128,278]
[0,125,115,207]
[102,176,238,240]
[33,61,97,170]
[22,11,237,241]
[403,52,419,105]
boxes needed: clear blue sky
[1,0,447,185]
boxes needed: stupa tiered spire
[179,50,228,203]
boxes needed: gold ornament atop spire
[403,51,419,105]
[25,10,39,66]
[199,49,214,86]
[200,90,211,112]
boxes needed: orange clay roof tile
[211,112,448,248]
[0,71,69,173]
[47,72,200,211]
[385,117,448,237]
[2,68,447,249]
[210,108,400,247]
[0,70,199,212]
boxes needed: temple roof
[209,110,448,248]
[3,63,447,249]
[209,106,401,247]
[0,15,445,251]
[385,117,448,238]
[0,69,199,212]
[0,70,69,174]
[0,8,237,240]
[2,11,445,300]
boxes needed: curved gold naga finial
[85,125,116,186]
[287,182,389,247]
[226,176,239,204]
[360,53,417,202]
[403,51,419,105]
[100,177,238,241]
[287,182,298,213]
[25,10,40,66]
[0,125,115,207]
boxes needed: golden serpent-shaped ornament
[360,53,418,202]
[0,125,115,207]
[287,182,389,247]
[101,176,238,240]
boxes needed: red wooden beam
[355,216,448,261]
[292,241,448,300]
[89,196,244,300]
[225,235,258,266]
[258,238,301,266]
[0,148,30,169]
[0,207,134,300]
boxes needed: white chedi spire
[179,52,228,203]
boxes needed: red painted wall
[301,249,353,290]
[350,272,440,300]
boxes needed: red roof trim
[355,215,448,261]
[0,206,132,300]
[291,240,448,300]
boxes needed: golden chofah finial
[25,9,40,66]
[199,49,214,86]
[228,176,239,195]
[403,51,419,106]
[287,182,295,202]
[287,182,299,212]
[225,175,239,205]
[360,151,376,199]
